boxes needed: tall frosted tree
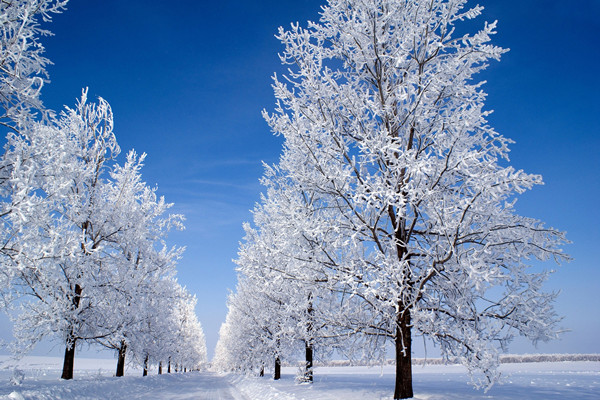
[0,0,68,296]
[0,0,204,381]
[126,280,207,376]
[5,92,188,380]
[90,151,185,377]
[234,172,365,380]
[7,92,121,378]
[261,0,569,398]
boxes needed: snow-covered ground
[1,356,598,399]
[236,362,600,399]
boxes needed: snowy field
[1,356,598,399]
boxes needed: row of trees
[0,0,206,378]
[215,0,568,399]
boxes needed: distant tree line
[309,354,600,367]
[0,0,207,379]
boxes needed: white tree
[170,288,207,372]
[3,91,185,380]
[128,280,206,376]
[0,0,68,128]
[214,278,285,377]
[90,151,185,377]
[0,1,203,381]
[212,318,236,372]
[0,0,67,302]
[6,92,121,379]
[259,0,569,398]
[235,174,358,381]
[6,92,200,380]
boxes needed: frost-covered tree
[234,174,357,381]
[259,0,569,398]
[0,0,67,300]
[6,92,121,378]
[0,0,68,128]
[212,319,235,372]
[127,280,206,376]
[0,0,202,381]
[169,287,207,371]
[90,152,185,377]
[3,91,192,380]
[213,277,290,377]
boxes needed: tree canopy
[224,0,569,398]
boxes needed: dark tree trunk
[394,309,413,399]
[388,200,414,399]
[304,341,313,383]
[184,367,187,373]
[61,339,76,380]
[303,294,314,382]
[168,358,171,373]
[116,340,127,377]
[274,356,281,380]
[143,354,149,376]
[158,362,162,375]
[61,284,82,380]
[259,366,264,377]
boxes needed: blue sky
[3,0,598,360]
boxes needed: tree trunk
[304,341,313,382]
[388,201,413,399]
[303,294,314,382]
[259,366,264,377]
[143,354,149,376]
[116,340,127,377]
[61,284,82,380]
[394,309,413,399]
[61,338,76,380]
[158,362,162,375]
[168,358,171,373]
[274,356,281,380]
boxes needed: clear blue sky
[4,0,599,360]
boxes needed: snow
[1,357,598,399]
[0,357,243,400]
[231,363,600,400]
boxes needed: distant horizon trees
[218,0,568,399]
[0,0,206,379]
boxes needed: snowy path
[0,371,250,400]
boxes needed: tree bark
[168,358,171,373]
[306,296,315,382]
[388,199,413,398]
[158,362,162,375]
[61,339,76,380]
[61,284,82,380]
[143,354,149,376]
[394,309,413,399]
[259,366,264,377]
[274,356,281,380]
[116,340,127,377]
[304,340,313,382]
